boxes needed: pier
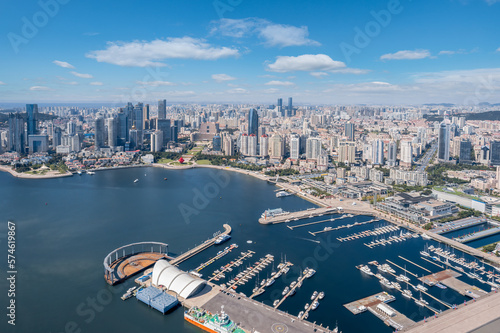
[170,224,231,266]
[259,206,339,224]
[193,243,238,273]
[225,254,274,291]
[274,271,310,309]
[453,225,500,243]
[103,242,170,285]
[250,261,293,299]
[208,250,254,282]
[286,214,349,230]
[431,217,489,234]
[336,224,398,242]
[309,218,375,237]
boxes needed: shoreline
[0,164,73,179]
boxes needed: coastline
[0,165,73,179]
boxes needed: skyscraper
[240,133,249,155]
[212,135,222,152]
[156,119,171,147]
[290,135,300,160]
[8,113,25,154]
[372,139,384,165]
[277,98,283,116]
[490,141,500,166]
[134,103,144,148]
[387,141,397,167]
[26,104,38,135]
[438,122,450,161]
[117,110,128,146]
[158,99,166,119]
[107,117,117,147]
[459,140,472,163]
[259,135,269,157]
[150,131,163,152]
[143,104,150,130]
[94,117,105,149]
[248,134,258,156]
[270,133,284,159]
[287,97,293,117]
[345,122,355,141]
[306,137,321,160]
[400,140,413,167]
[247,109,259,135]
[338,141,356,164]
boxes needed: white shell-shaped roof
[152,260,206,299]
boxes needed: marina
[193,243,238,273]
[417,269,488,298]
[273,268,315,309]
[335,224,400,242]
[224,254,274,291]
[286,214,352,230]
[431,217,489,234]
[207,250,255,282]
[259,206,340,224]
[250,260,293,299]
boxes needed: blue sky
[0,0,499,105]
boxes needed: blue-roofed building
[136,286,178,314]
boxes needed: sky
[0,0,499,106]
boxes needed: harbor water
[0,167,493,333]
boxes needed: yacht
[402,289,412,299]
[304,303,310,310]
[87,171,95,175]
[416,284,428,292]
[318,291,325,299]
[282,286,290,296]
[311,301,319,310]
[306,268,316,278]
[359,265,374,276]
[311,291,318,300]
[134,179,139,183]
[265,278,275,287]
[380,278,394,289]
[273,300,279,307]
[298,311,304,319]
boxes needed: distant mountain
[464,111,500,121]
[423,103,455,107]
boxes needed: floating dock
[343,291,395,315]
[431,217,489,235]
[259,207,339,224]
[208,250,254,282]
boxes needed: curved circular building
[152,259,206,299]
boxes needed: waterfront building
[94,116,105,149]
[248,134,258,156]
[151,130,163,152]
[270,133,284,159]
[26,104,38,135]
[259,134,269,157]
[8,113,25,154]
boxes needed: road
[416,141,437,173]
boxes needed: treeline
[265,169,299,177]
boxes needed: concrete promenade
[169,224,231,266]
[404,291,500,333]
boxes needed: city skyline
[0,0,499,105]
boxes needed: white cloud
[63,81,78,85]
[212,74,236,82]
[267,54,346,72]
[0,81,6,85]
[258,24,320,47]
[485,0,500,4]
[70,71,93,79]
[380,49,431,60]
[210,18,319,48]
[310,72,328,78]
[265,80,295,86]
[263,88,280,94]
[496,47,500,52]
[227,88,248,94]
[86,37,239,67]
[30,86,51,91]
[90,82,103,86]
[53,60,75,69]
[332,68,371,74]
[136,81,175,86]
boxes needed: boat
[134,179,139,183]
[380,278,394,289]
[306,268,316,278]
[416,284,428,292]
[215,235,231,245]
[311,291,318,300]
[164,178,167,180]
[87,171,95,175]
[289,288,296,296]
[359,265,374,276]
[276,191,292,198]
[436,283,447,289]
[265,278,275,287]
[282,286,290,296]
[290,281,297,288]
[273,300,279,307]
[184,306,245,333]
[318,291,325,299]
[253,289,264,297]
[402,289,412,299]
[127,286,137,293]
[261,208,289,219]
[121,292,133,300]
[303,312,309,319]
[77,170,82,175]
[311,301,319,310]
[304,303,309,310]
[298,311,304,319]
[415,299,426,307]
[422,233,431,240]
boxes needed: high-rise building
[287,97,293,117]
[338,141,356,164]
[247,109,259,135]
[8,113,25,154]
[28,135,48,153]
[143,104,150,130]
[372,139,384,165]
[459,140,472,163]
[134,103,144,147]
[156,119,171,147]
[170,125,178,143]
[490,141,500,166]
[438,122,450,161]
[248,134,258,156]
[117,111,128,146]
[277,98,283,116]
[150,130,163,152]
[223,135,234,156]
[94,117,105,149]
[107,117,117,147]
[387,141,397,167]
[67,120,76,135]
[259,135,269,157]
[306,137,321,160]
[26,104,38,135]
[270,133,284,159]
[400,140,413,167]
[212,135,222,152]
[290,135,300,160]
[240,133,249,155]
[345,122,355,141]
[158,100,166,119]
